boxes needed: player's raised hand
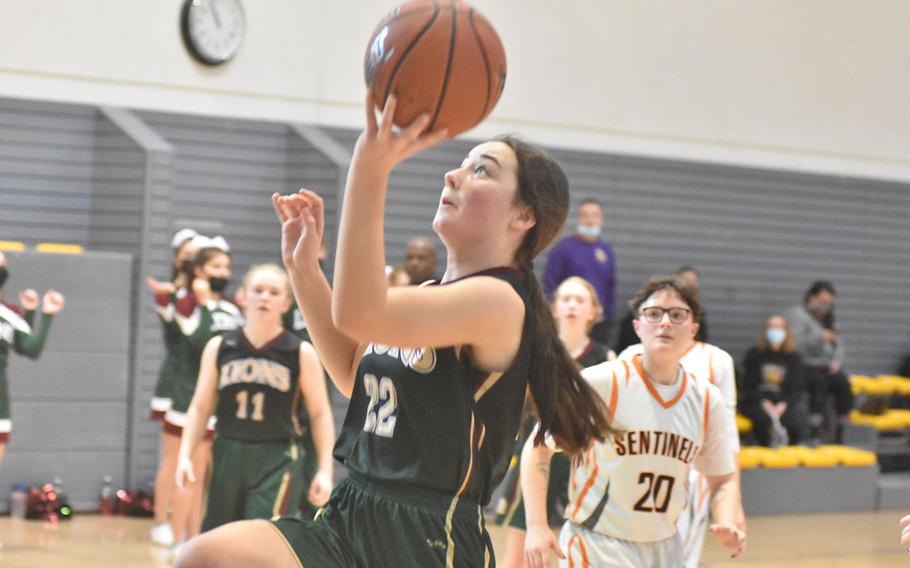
[307,469,333,507]
[272,189,324,272]
[146,276,176,296]
[19,289,39,311]
[356,94,448,177]
[192,276,213,304]
[41,290,65,314]
[524,523,565,568]
[710,523,746,558]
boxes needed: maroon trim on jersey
[154,293,171,308]
[150,409,166,421]
[174,293,199,318]
[240,328,288,354]
[162,421,215,440]
[0,432,9,444]
[574,339,593,364]
[2,301,23,316]
[431,266,525,287]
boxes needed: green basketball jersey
[333,267,533,506]
[169,297,244,414]
[215,329,303,441]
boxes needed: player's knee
[174,534,223,568]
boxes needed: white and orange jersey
[568,355,734,543]
[619,341,739,453]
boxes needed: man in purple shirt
[543,198,616,344]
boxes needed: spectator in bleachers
[740,314,806,447]
[543,198,616,344]
[403,236,439,285]
[786,280,853,443]
[615,265,709,353]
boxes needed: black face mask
[0,266,8,288]
[209,276,230,293]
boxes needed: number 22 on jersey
[363,373,398,438]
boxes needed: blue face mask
[766,328,786,347]
[576,225,601,239]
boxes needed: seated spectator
[786,280,853,443]
[740,315,806,447]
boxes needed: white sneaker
[169,540,186,562]
[150,522,174,547]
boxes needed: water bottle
[10,483,27,520]
[100,475,114,515]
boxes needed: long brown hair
[496,135,613,455]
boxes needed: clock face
[181,0,245,66]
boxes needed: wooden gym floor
[0,509,907,567]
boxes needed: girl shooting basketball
[175,95,612,567]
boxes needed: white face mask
[766,328,786,347]
[576,225,601,239]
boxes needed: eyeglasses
[639,306,692,325]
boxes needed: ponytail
[494,134,614,456]
[520,264,614,456]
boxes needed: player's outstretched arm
[707,472,746,558]
[520,432,565,568]
[299,341,334,506]
[13,290,63,359]
[273,190,362,397]
[176,336,221,489]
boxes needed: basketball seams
[467,8,494,126]
[382,3,441,109]
[427,2,459,132]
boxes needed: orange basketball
[364,0,507,138]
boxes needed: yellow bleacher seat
[736,413,753,434]
[0,241,25,251]
[884,375,910,397]
[797,447,840,468]
[886,409,910,428]
[760,446,801,469]
[818,445,877,468]
[35,243,84,254]
[850,375,873,396]
[738,447,763,470]
[850,410,904,431]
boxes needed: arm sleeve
[694,383,735,476]
[23,309,36,327]
[787,308,826,359]
[12,313,54,360]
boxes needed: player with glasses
[522,275,744,568]
[639,306,692,325]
